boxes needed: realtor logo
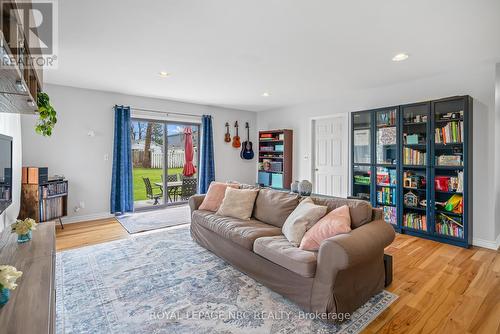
[1,0,58,68]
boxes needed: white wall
[21,84,257,222]
[495,63,500,248]
[0,113,22,233]
[257,64,498,247]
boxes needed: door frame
[310,113,350,197]
[131,117,201,212]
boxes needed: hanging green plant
[36,92,57,136]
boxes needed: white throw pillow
[282,197,327,247]
[216,187,259,220]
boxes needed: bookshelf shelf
[435,190,462,195]
[351,95,472,248]
[19,177,68,228]
[404,206,426,212]
[43,192,68,199]
[435,210,462,217]
[259,139,283,143]
[402,165,426,169]
[434,165,464,170]
[378,202,396,207]
[435,118,463,123]
[402,226,428,234]
[258,170,283,174]
[258,129,293,189]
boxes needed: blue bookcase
[351,96,472,248]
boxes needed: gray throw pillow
[253,189,300,227]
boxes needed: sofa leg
[384,254,393,287]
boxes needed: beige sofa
[189,188,395,318]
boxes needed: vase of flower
[0,265,22,308]
[0,287,10,308]
[11,218,37,243]
[298,180,313,196]
[17,230,32,243]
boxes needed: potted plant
[11,218,37,243]
[0,265,22,308]
[36,92,57,136]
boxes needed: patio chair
[180,177,197,201]
[142,177,163,205]
[165,174,181,202]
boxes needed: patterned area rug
[116,205,191,234]
[56,227,397,334]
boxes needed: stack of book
[403,213,427,231]
[41,182,68,198]
[377,187,396,205]
[260,133,282,141]
[435,215,464,238]
[403,147,426,165]
[40,197,64,222]
[377,110,397,126]
[377,168,397,186]
[382,206,397,225]
[435,121,463,144]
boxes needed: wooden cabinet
[0,222,56,334]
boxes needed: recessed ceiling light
[392,53,409,62]
[159,71,170,77]
[261,92,270,97]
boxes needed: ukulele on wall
[240,122,254,160]
[224,122,231,143]
[232,121,241,148]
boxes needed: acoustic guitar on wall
[240,122,254,160]
[224,122,231,143]
[232,121,241,148]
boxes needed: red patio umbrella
[183,127,196,177]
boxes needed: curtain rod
[117,106,203,118]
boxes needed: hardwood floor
[365,234,500,334]
[56,219,500,333]
[56,218,129,251]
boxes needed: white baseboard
[61,212,114,224]
[472,236,500,250]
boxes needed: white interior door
[313,115,348,197]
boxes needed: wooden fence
[132,149,198,169]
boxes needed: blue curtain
[110,105,134,213]
[199,115,215,193]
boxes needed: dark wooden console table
[0,222,56,334]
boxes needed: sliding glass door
[131,119,200,210]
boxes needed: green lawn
[133,167,183,201]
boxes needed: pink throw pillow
[299,205,351,251]
[198,182,239,212]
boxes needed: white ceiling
[45,0,500,112]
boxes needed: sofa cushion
[282,198,328,247]
[216,187,259,220]
[299,205,352,251]
[311,196,373,228]
[192,210,282,250]
[199,182,239,212]
[254,235,318,278]
[253,188,300,227]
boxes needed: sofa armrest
[310,219,395,313]
[317,219,395,271]
[188,194,206,213]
